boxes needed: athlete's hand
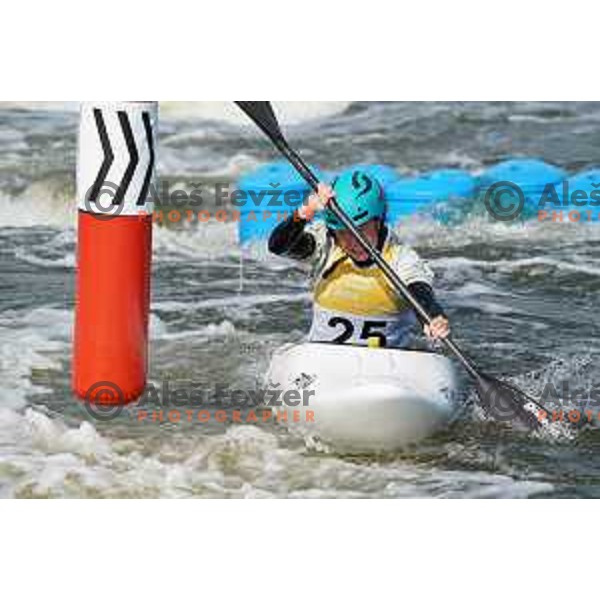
[424,316,450,341]
[298,183,334,221]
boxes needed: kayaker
[268,169,450,348]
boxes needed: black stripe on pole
[113,111,139,205]
[138,111,155,206]
[88,108,114,205]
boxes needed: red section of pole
[72,101,157,405]
[72,213,152,403]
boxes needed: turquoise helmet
[325,170,385,231]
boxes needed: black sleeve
[407,281,446,325]
[268,211,316,260]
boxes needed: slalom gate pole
[72,101,157,405]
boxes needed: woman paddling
[268,169,451,348]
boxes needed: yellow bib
[314,243,410,317]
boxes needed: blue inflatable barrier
[479,159,566,209]
[479,159,567,220]
[236,158,598,243]
[386,169,476,224]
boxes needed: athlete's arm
[392,243,450,340]
[268,212,316,260]
[408,281,450,340]
[268,183,332,260]
[407,281,446,324]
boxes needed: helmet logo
[352,171,373,199]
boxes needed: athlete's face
[333,218,380,262]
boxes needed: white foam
[0,189,75,228]
[0,102,78,113]
[152,221,238,261]
[14,247,75,269]
[160,101,351,126]
[2,102,352,127]
[0,405,558,498]
[154,291,310,314]
[399,215,600,252]
[0,307,72,410]
[432,253,600,278]
[447,281,511,298]
[152,320,236,341]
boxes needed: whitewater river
[1,101,599,498]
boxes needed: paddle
[235,101,551,431]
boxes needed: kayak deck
[265,342,460,452]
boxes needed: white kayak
[265,342,460,452]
